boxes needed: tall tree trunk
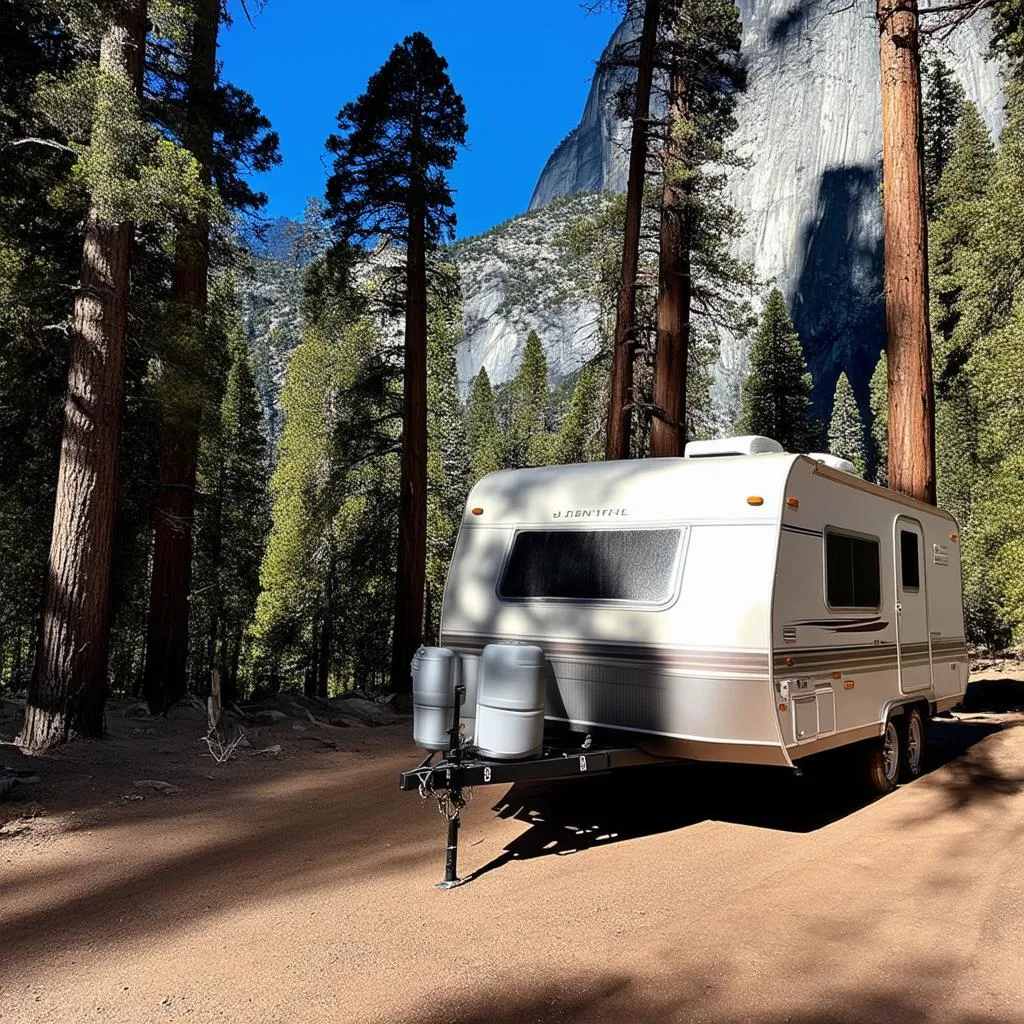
[649,66,692,458]
[225,633,241,706]
[18,0,147,751]
[142,0,219,712]
[305,618,319,699]
[606,0,660,461]
[390,200,428,693]
[878,0,936,503]
[317,594,331,699]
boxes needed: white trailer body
[438,451,967,768]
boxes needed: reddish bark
[142,0,219,712]
[19,0,147,751]
[606,0,660,461]
[389,201,429,692]
[649,67,692,458]
[878,0,936,504]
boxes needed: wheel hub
[883,721,899,782]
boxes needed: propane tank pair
[411,643,545,760]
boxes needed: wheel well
[882,698,930,723]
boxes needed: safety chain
[417,739,473,821]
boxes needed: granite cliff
[464,2,1003,412]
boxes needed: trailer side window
[825,530,881,609]
[499,528,681,604]
[899,530,920,590]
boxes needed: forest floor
[1,666,1024,1024]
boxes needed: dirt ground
[2,674,1024,1024]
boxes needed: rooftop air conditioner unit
[683,435,785,459]
[808,452,859,476]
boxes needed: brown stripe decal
[441,633,770,675]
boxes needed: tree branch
[4,137,76,154]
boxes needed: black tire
[857,717,900,794]
[897,706,927,782]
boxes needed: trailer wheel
[857,718,900,794]
[897,707,926,782]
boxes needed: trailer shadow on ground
[464,713,1008,883]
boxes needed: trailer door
[894,517,932,694]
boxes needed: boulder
[132,780,183,795]
[326,696,397,727]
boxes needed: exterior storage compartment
[412,647,458,751]
[475,644,545,760]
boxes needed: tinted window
[499,529,681,603]
[826,531,881,608]
[900,529,920,590]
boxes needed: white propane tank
[475,644,546,760]
[411,647,458,751]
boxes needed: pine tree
[425,286,469,642]
[209,313,270,703]
[929,102,995,360]
[877,0,936,503]
[325,32,467,692]
[18,0,150,751]
[252,327,349,692]
[928,104,994,543]
[649,0,751,456]
[868,351,889,486]
[556,364,604,464]
[967,303,1024,643]
[736,288,814,452]
[605,0,660,459]
[0,3,79,691]
[507,330,553,468]
[951,88,1024,644]
[921,54,965,217]
[465,368,502,481]
[143,0,280,713]
[828,373,867,475]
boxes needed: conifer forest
[1,0,1023,753]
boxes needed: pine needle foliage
[921,54,965,217]
[736,288,814,451]
[828,372,866,474]
[325,32,467,260]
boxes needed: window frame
[495,524,688,610]
[822,526,883,613]
[898,528,921,592]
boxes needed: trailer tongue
[399,730,672,889]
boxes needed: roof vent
[684,435,784,459]
[808,452,859,476]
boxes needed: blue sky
[219,2,619,238]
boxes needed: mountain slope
[530,3,1004,411]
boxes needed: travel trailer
[403,437,968,884]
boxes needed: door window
[899,529,921,591]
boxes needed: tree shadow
[464,714,1007,883]
[959,676,1024,713]
[394,962,1011,1024]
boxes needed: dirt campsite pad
[2,677,1024,1024]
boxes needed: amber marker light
[778,702,788,712]
[786,497,800,509]
[471,507,484,516]
[785,656,794,667]
[950,532,958,541]
[844,680,855,690]
[747,496,764,506]
[832,671,841,680]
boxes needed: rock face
[528,2,1004,411]
[452,194,610,387]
